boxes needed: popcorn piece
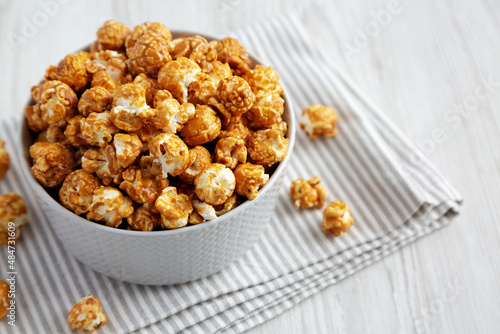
[125,22,172,49]
[157,57,203,103]
[194,163,235,206]
[300,104,338,139]
[87,186,133,227]
[133,73,160,107]
[0,280,10,319]
[81,111,119,147]
[113,133,142,168]
[31,80,78,127]
[120,165,168,204]
[155,187,193,229]
[188,211,204,225]
[91,69,118,94]
[35,125,71,147]
[187,74,218,105]
[78,86,112,117]
[0,140,10,180]
[82,145,123,185]
[95,20,131,51]
[234,163,269,200]
[152,90,195,133]
[86,50,127,74]
[178,146,212,184]
[126,33,172,77]
[25,105,49,132]
[247,129,288,167]
[218,120,251,143]
[29,142,75,188]
[59,170,101,215]
[214,37,252,75]
[190,41,218,72]
[191,200,217,223]
[269,119,288,137]
[214,76,255,123]
[245,91,284,127]
[290,176,328,209]
[180,105,221,146]
[67,295,107,332]
[0,193,29,244]
[214,137,247,169]
[126,202,160,231]
[134,121,162,152]
[243,65,283,96]
[110,83,155,131]
[322,201,354,236]
[206,60,232,84]
[64,115,87,147]
[147,133,189,178]
[214,194,239,216]
[45,51,92,93]
[171,35,207,59]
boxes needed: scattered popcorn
[179,146,212,184]
[110,83,155,131]
[290,176,328,209]
[87,186,134,227]
[234,163,269,200]
[180,105,221,146]
[300,104,338,139]
[0,280,10,320]
[127,202,161,231]
[67,295,107,332]
[322,201,354,236]
[45,51,92,93]
[155,187,193,229]
[194,163,235,206]
[247,129,289,167]
[0,193,29,245]
[30,80,78,127]
[214,136,247,169]
[30,142,75,188]
[0,140,10,180]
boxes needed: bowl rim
[18,31,296,238]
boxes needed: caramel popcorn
[234,163,269,200]
[155,187,193,229]
[95,20,131,52]
[35,125,71,147]
[113,133,142,168]
[29,142,75,188]
[59,170,101,215]
[126,202,160,231]
[245,91,284,128]
[171,35,207,60]
[214,76,255,123]
[81,111,119,147]
[218,120,251,143]
[322,201,354,236]
[179,145,212,184]
[67,295,107,332]
[25,105,49,132]
[86,50,128,75]
[82,145,123,185]
[214,37,252,75]
[125,21,172,49]
[194,163,235,206]
[214,137,247,169]
[300,104,338,139]
[192,200,217,222]
[0,140,10,180]
[180,105,221,146]
[110,83,155,131]
[78,86,112,117]
[133,73,160,106]
[187,74,218,105]
[147,133,189,178]
[31,80,78,127]
[0,193,29,245]
[126,33,172,77]
[152,90,195,133]
[91,69,118,94]
[0,280,9,320]
[214,194,239,216]
[45,51,92,93]
[190,41,218,72]
[243,65,283,96]
[157,57,203,103]
[290,176,328,210]
[247,129,288,167]
[87,186,134,227]
[120,165,168,204]
[269,119,288,137]
[206,60,232,83]
[64,115,87,147]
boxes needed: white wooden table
[1,0,499,333]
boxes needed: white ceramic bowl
[18,32,296,285]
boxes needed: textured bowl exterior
[19,32,296,285]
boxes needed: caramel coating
[234,163,269,200]
[171,35,207,59]
[290,176,328,210]
[180,105,221,146]
[243,65,283,96]
[194,163,235,206]
[214,37,252,75]
[78,86,112,117]
[35,125,71,147]
[87,186,134,227]
[191,200,217,223]
[45,51,92,93]
[31,80,77,127]
[157,57,203,103]
[155,187,193,229]
[95,20,131,51]
[120,165,168,204]
[214,137,247,169]
[25,105,49,132]
[269,119,288,137]
[0,280,10,319]
[187,75,218,105]
[190,41,218,72]
[0,140,10,180]
[133,73,160,107]
[216,76,255,123]
[148,133,189,178]
[67,295,107,332]
[114,133,142,169]
[126,202,160,231]
[80,111,119,147]
[247,129,288,167]
[64,115,87,147]
[206,60,232,83]
[59,170,101,215]
[245,91,284,127]
[178,146,212,184]
[322,201,354,236]
[0,193,29,236]
[300,104,338,139]
[214,194,239,216]
[82,145,123,185]
[110,83,155,132]
[152,90,196,133]
[126,33,172,77]
[218,120,251,143]
[91,69,118,94]
[29,142,75,188]
[125,21,172,49]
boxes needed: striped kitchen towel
[0,8,462,334]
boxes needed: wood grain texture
[0,0,498,333]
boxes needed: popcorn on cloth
[322,201,354,236]
[0,140,10,180]
[290,176,328,209]
[0,193,29,245]
[67,294,107,332]
[300,104,338,139]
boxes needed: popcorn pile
[24,21,289,231]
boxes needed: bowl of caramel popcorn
[18,21,295,285]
